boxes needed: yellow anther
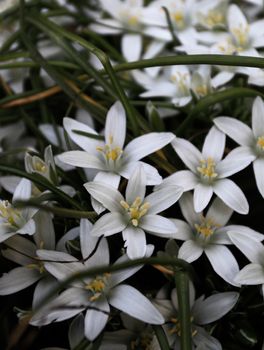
[85,274,110,301]
[232,24,249,47]
[173,11,184,27]
[128,15,138,26]
[96,146,104,152]
[197,157,218,180]
[120,200,130,210]
[257,136,264,150]
[96,140,123,162]
[120,198,150,226]
[205,11,224,27]
[195,216,219,238]
[26,261,45,274]
[0,200,22,228]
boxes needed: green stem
[0,60,79,70]
[153,325,170,350]
[175,271,192,350]
[113,54,264,72]
[15,201,97,219]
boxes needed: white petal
[206,197,233,226]
[68,314,85,349]
[4,235,36,265]
[146,185,183,215]
[235,263,264,285]
[193,326,222,350]
[157,170,198,192]
[109,285,164,324]
[63,117,99,152]
[224,225,264,242]
[122,226,147,259]
[32,276,58,309]
[211,71,235,88]
[228,5,248,39]
[217,146,255,178]
[171,137,202,173]
[80,219,97,259]
[39,123,67,149]
[58,151,105,170]
[124,132,175,161]
[253,157,264,198]
[34,212,55,250]
[179,192,201,226]
[105,101,126,148]
[178,240,203,263]
[140,215,178,236]
[171,219,193,240]
[213,179,249,214]
[202,126,225,162]
[193,292,239,325]
[120,161,162,185]
[252,97,264,138]
[214,117,254,146]
[194,183,213,213]
[84,181,124,212]
[205,245,240,286]
[0,176,21,194]
[125,164,146,203]
[17,219,36,235]
[122,34,142,62]
[0,267,40,295]
[12,178,32,202]
[228,231,264,264]
[36,250,81,282]
[84,297,110,341]
[84,238,110,268]
[91,212,127,237]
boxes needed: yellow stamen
[205,11,224,27]
[120,197,150,226]
[257,136,264,150]
[197,157,218,180]
[195,85,208,97]
[0,200,22,228]
[85,273,110,301]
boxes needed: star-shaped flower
[85,165,182,259]
[158,125,254,213]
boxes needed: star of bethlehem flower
[141,0,198,46]
[85,165,183,259]
[59,100,175,187]
[135,65,212,107]
[172,192,264,285]
[229,231,264,297]
[154,282,239,350]
[0,212,59,306]
[214,96,264,199]
[0,178,37,243]
[90,0,147,62]
[158,125,254,213]
[30,230,164,341]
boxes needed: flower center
[170,72,189,95]
[169,316,197,337]
[120,196,150,227]
[96,136,123,163]
[206,11,224,27]
[194,216,220,238]
[172,11,185,28]
[130,331,154,350]
[194,84,208,97]
[26,260,45,274]
[0,200,23,227]
[85,273,110,302]
[197,157,218,181]
[231,24,249,48]
[32,157,47,173]
[256,136,264,154]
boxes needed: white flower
[159,125,254,213]
[0,212,58,304]
[172,192,264,285]
[155,283,239,349]
[90,0,145,62]
[194,0,227,30]
[59,101,175,187]
[0,178,37,243]
[30,234,164,341]
[214,97,264,199]
[85,165,182,259]
[229,231,264,296]
[141,0,198,46]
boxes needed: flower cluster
[1,0,264,349]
